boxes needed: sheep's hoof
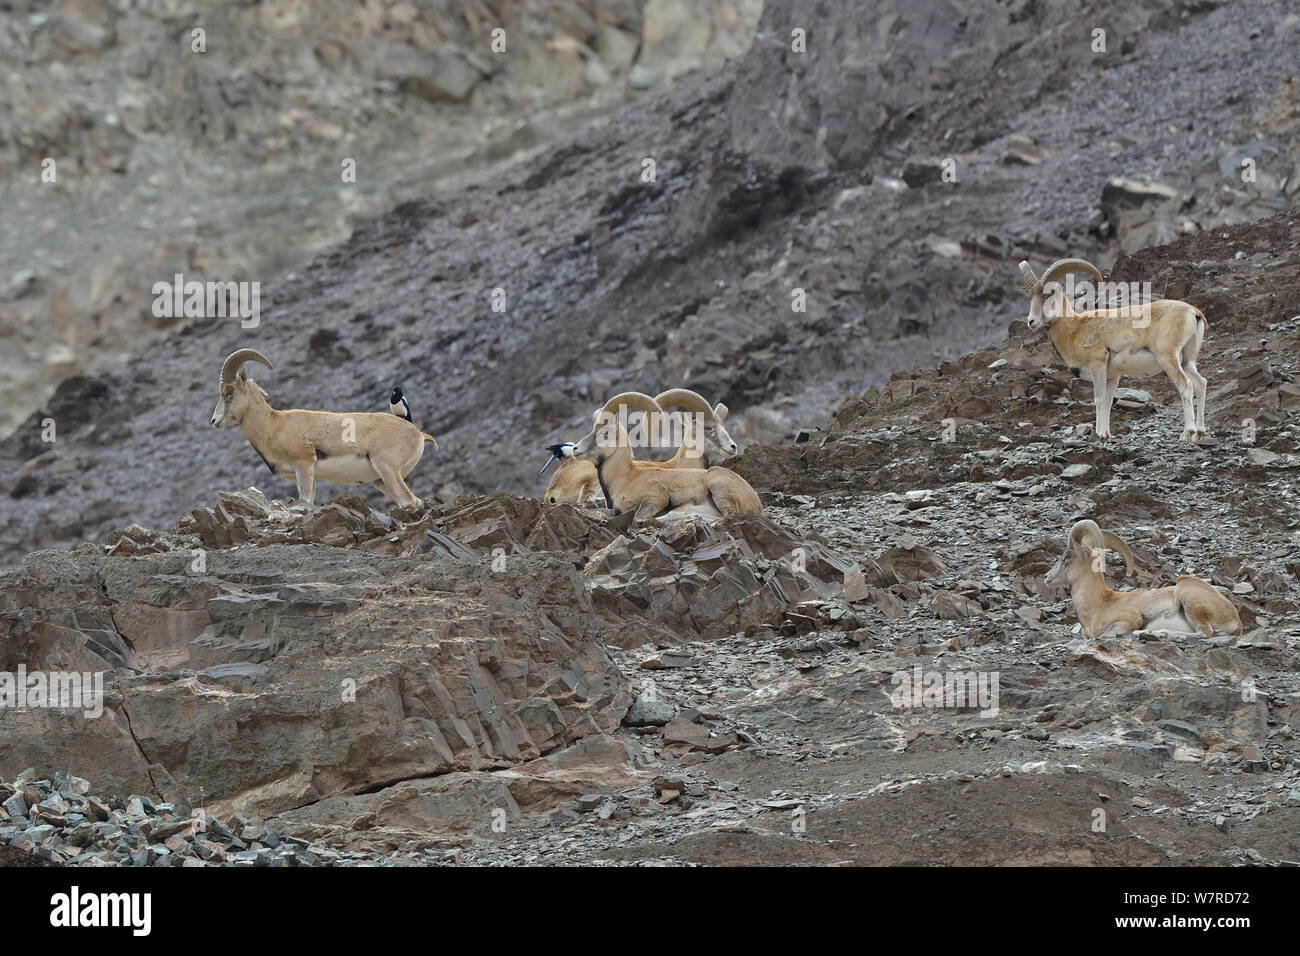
[1179,430,1197,442]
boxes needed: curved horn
[1101,531,1135,578]
[1039,258,1103,286]
[600,391,664,417]
[653,388,715,417]
[1069,519,1102,549]
[1018,261,1041,294]
[220,348,274,385]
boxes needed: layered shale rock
[0,486,864,824]
[0,540,633,819]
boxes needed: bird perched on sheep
[389,386,412,422]
[538,388,743,509]
[211,349,437,509]
[537,443,602,505]
[562,391,763,521]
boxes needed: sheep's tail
[422,432,438,448]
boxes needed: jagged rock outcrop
[0,538,634,817]
[0,487,861,821]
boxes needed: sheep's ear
[713,402,729,421]
[237,367,250,382]
[591,409,602,425]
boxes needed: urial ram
[1046,520,1242,637]
[211,349,437,508]
[1019,258,1208,441]
[561,392,763,521]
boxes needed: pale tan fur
[639,388,738,470]
[567,392,763,521]
[211,349,437,509]
[545,389,735,506]
[1046,520,1242,638]
[543,457,601,504]
[1019,258,1208,441]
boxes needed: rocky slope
[0,0,760,435]
[2,0,1298,564]
[2,0,1299,867]
[2,210,1298,866]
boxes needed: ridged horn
[1018,260,1041,294]
[1069,519,1102,549]
[1101,531,1136,578]
[1040,258,1103,286]
[599,391,664,417]
[220,348,274,385]
[653,388,715,417]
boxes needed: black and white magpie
[389,386,412,422]
[536,442,574,477]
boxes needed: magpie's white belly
[316,455,380,484]
[1109,348,1163,377]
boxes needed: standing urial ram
[561,392,763,520]
[1046,520,1242,637]
[1018,258,1208,441]
[211,348,438,508]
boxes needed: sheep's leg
[1089,365,1111,438]
[1101,371,1121,439]
[292,462,316,506]
[1178,582,1241,637]
[1095,609,1144,637]
[1185,352,1208,439]
[1184,317,1208,438]
[371,456,421,508]
[1183,603,1221,638]
[1156,353,1197,441]
[632,495,670,523]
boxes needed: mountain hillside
[1,0,1296,563]
[2,211,1297,866]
